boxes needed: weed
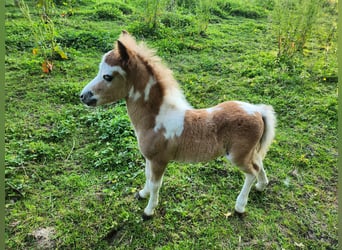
[56,30,115,52]
[160,12,193,28]
[79,104,143,171]
[90,2,124,21]
[141,0,166,31]
[194,0,213,35]
[270,0,322,59]
[17,0,68,72]
[224,0,268,19]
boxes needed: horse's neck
[125,84,161,132]
[125,81,191,133]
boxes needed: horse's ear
[121,30,129,35]
[117,40,129,63]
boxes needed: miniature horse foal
[80,31,276,219]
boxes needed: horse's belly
[173,142,225,163]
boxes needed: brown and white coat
[80,31,276,219]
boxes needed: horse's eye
[103,74,113,82]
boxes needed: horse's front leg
[136,160,151,199]
[139,160,167,220]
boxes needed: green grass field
[5,0,338,249]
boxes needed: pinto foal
[80,31,276,219]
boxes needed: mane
[118,32,192,110]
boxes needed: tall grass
[143,0,165,30]
[18,0,67,72]
[270,0,322,59]
[195,0,214,35]
[136,0,215,36]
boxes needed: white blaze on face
[80,51,126,97]
[154,87,192,139]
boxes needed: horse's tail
[257,105,276,159]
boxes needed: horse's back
[172,101,264,163]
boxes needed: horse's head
[80,31,134,107]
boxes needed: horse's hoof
[135,192,143,200]
[142,213,153,221]
[234,210,247,219]
[255,183,267,192]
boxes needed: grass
[5,0,337,249]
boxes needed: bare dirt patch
[29,227,56,249]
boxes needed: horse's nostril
[80,91,93,101]
[80,91,96,106]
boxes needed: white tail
[258,105,276,159]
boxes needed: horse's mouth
[80,91,98,107]
[82,98,97,107]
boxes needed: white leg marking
[255,165,269,192]
[254,155,269,191]
[226,153,234,162]
[235,173,256,213]
[144,177,163,216]
[139,160,151,198]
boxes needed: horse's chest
[136,129,174,160]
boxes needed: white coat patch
[154,86,192,139]
[144,76,157,101]
[154,104,187,139]
[206,106,222,114]
[129,87,142,101]
[235,101,260,115]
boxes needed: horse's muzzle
[80,91,97,107]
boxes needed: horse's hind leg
[234,154,269,214]
[254,154,269,192]
[235,172,256,214]
[142,160,167,219]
